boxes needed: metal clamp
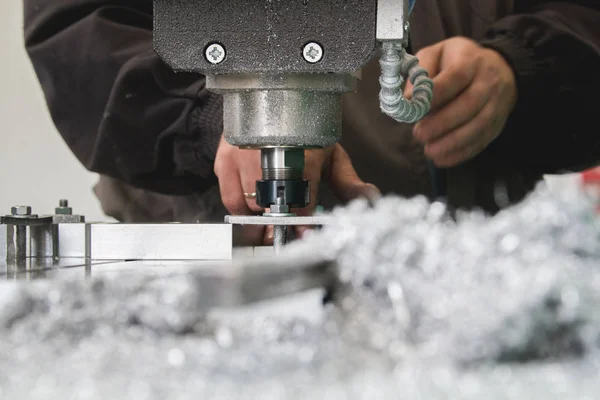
[1,206,56,261]
[225,215,333,226]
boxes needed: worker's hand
[214,136,380,244]
[406,37,517,167]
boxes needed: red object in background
[581,166,600,213]
[582,166,600,184]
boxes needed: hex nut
[11,206,32,216]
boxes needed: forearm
[24,0,222,194]
[480,1,600,173]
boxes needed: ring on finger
[244,192,257,199]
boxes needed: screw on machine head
[205,43,226,65]
[11,205,32,216]
[303,42,324,63]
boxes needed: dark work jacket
[23,0,600,222]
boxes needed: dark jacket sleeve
[479,0,600,174]
[23,0,223,195]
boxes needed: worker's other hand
[407,37,517,167]
[214,137,380,244]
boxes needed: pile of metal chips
[0,182,599,399]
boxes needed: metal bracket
[225,215,333,226]
[376,0,409,41]
[0,215,56,260]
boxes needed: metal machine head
[152,0,432,246]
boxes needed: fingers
[425,102,499,167]
[238,149,264,213]
[428,63,476,112]
[415,42,443,80]
[216,154,253,216]
[328,144,382,204]
[215,136,263,215]
[405,42,443,99]
[414,80,490,143]
[215,142,267,245]
[263,225,274,246]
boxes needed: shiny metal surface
[261,148,304,180]
[0,257,117,280]
[53,214,85,223]
[207,74,355,148]
[30,224,55,258]
[226,215,333,226]
[222,90,342,148]
[1,213,56,260]
[0,224,7,261]
[57,223,86,258]
[273,225,288,254]
[207,74,356,92]
[303,42,324,63]
[376,0,409,41]
[14,225,26,260]
[87,223,233,260]
[0,254,335,307]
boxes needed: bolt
[205,43,226,65]
[303,42,324,63]
[11,206,31,216]
[55,199,73,215]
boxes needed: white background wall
[0,1,109,221]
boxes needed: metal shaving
[1,182,599,399]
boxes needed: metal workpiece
[57,223,86,258]
[226,215,334,226]
[208,74,355,148]
[376,0,410,41]
[0,258,103,281]
[184,250,336,307]
[0,249,335,305]
[86,224,233,260]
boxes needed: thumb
[328,144,381,205]
[405,42,442,99]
